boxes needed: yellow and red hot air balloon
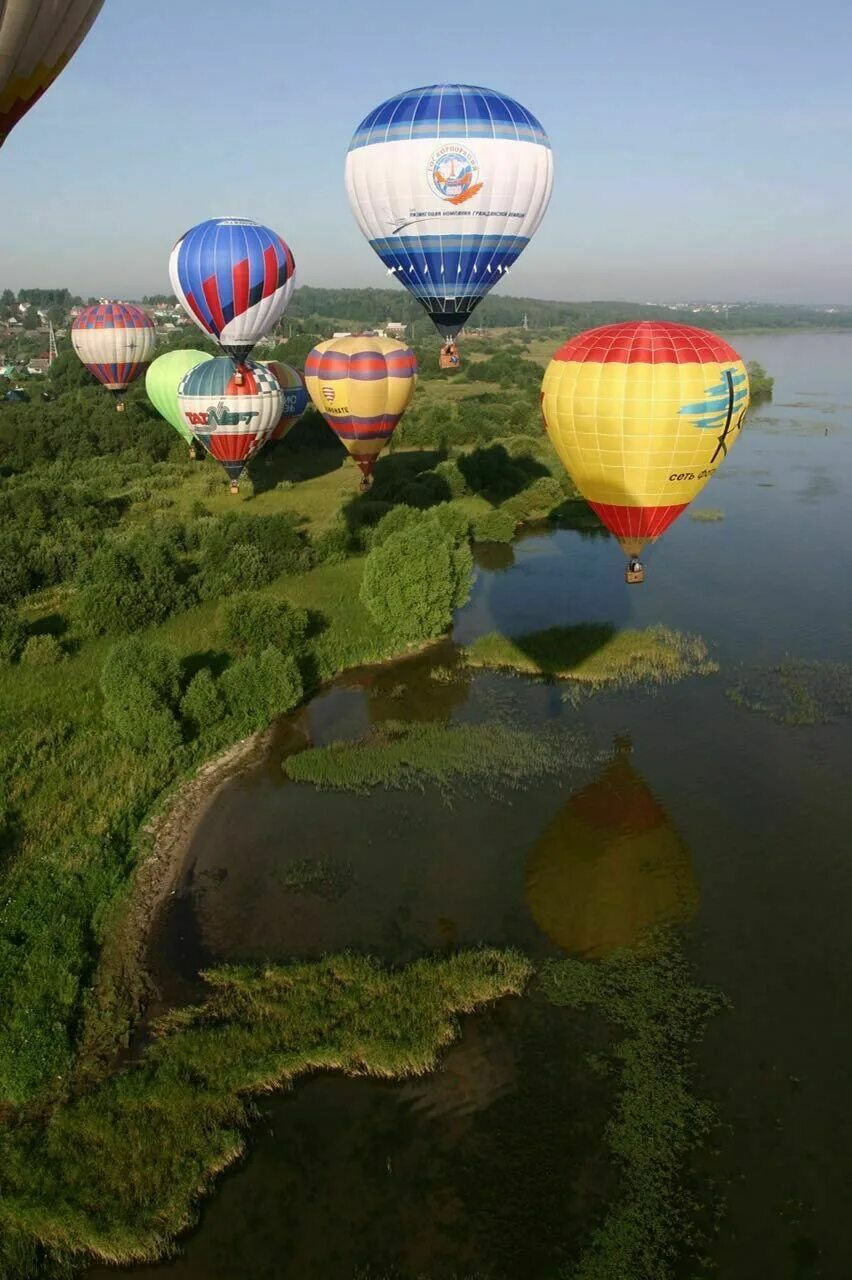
[305,336,417,487]
[541,321,750,575]
[0,1,104,148]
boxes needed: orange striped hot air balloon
[541,321,750,570]
[305,336,417,485]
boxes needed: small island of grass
[464,624,717,690]
[283,718,594,795]
[690,508,725,522]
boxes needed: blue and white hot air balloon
[345,84,553,344]
[169,217,296,363]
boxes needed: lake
[93,333,852,1280]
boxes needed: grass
[539,935,727,1280]
[727,659,852,724]
[465,624,718,693]
[0,948,531,1274]
[283,718,594,797]
[689,509,725,522]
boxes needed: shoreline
[76,633,449,1086]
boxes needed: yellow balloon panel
[305,335,417,477]
[540,322,750,553]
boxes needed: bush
[430,502,472,546]
[220,594,309,657]
[360,515,473,647]
[100,638,182,755]
[73,542,188,636]
[180,669,227,738]
[311,522,351,566]
[199,513,307,596]
[368,504,421,549]
[0,605,26,664]
[20,634,63,666]
[473,508,517,544]
[220,647,303,735]
[501,476,564,523]
[0,549,30,606]
[433,458,468,498]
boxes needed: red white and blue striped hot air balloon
[169,218,296,364]
[265,361,308,443]
[176,357,285,493]
[71,302,156,410]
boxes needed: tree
[21,309,39,332]
[180,668,226,738]
[0,605,26,664]
[100,638,182,755]
[220,647,303,735]
[220,594,309,657]
[360,513,473,647]
[73,541,188,636]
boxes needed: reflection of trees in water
[344,642,473,727]
[472,540,515,573]
[525,742,698,956]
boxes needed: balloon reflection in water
[525,743,698,956]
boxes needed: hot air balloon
[145,350,214,458]
[304,336,417,487]
[541,321,750,581]
[525,744,698,957]
[265,361,308,443]
[0,0,103,148]
[169,218,296,365]
[176,357,284,493]
[71,302,156,410]
[345,84,553,365]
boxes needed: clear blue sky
[1,0,851,303]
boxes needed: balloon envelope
[177,357,284,482]
[305,337,417,477]
[346,83,553,339]
[541,321,750,556]
[0,0,103,147]
[71,303,156,392]
[169,217,296,362]
[146,350,214,446]
[265,360,308,443]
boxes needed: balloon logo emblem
[428,145,483,205]
[322,386,336,405]
[679,366,749,462]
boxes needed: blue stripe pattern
[349,84,550,151]
[369,234,529,315]
[680,369,749,430]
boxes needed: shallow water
[94,335,852,1280]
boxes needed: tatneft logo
[185,401,259,428]
[427,144,483,205]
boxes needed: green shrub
[0,604,26,664]
[180,669,227,737]
[199,513,306,598]
[220,594,309,657]
[0,550,30,606]
[430,502,472,546]
[220,647,303,735]
[360,515,473,647]
[433,457,468,498]
[368,504,421,548]
[473,508,517,543]
[100,638,182,755]
[20,634,63,666]
[73,543,188,636]
[311,522,351,565]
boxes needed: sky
[1,0,851,303]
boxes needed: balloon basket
[625,567,645,585]
[188,445,198,461]
[115,402,126,413]
[229,480,240,495]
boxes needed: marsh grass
[727,659,852,724]
[282,718,593,797]
[689,509,725,522]
[465,625,717,696]
[0,949,530,1274]
[540,936,727,1280]
[274,856,354,900]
